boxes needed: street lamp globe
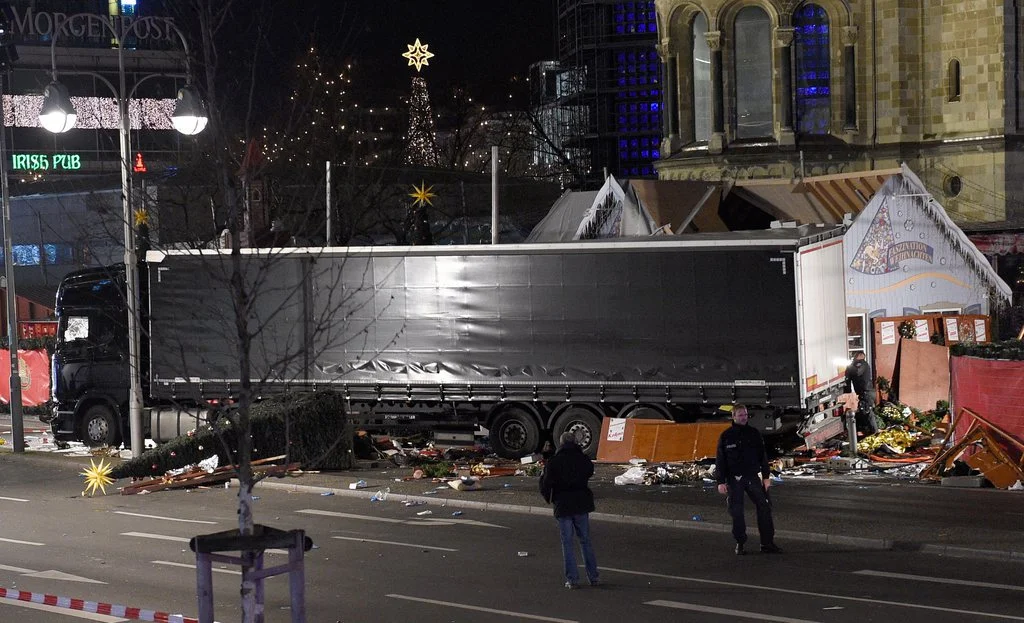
[38,81,77,133]
[171,85,208,136]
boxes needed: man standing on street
[540,431,599,589]
[845,351,879,434]
[715,404,781,555]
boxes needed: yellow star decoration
[402,38,434,72]
[409,181,436,207]
[134,208,149,227]
[81,458,114,496]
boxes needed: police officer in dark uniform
[715,404,781,555]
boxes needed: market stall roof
[731,168,901,224]
[527,176,726,242]
[627,179,726,233]
[525,189,599,242]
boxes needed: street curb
[256,479,906,552]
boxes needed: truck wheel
[618,404,672,420]
[81,405,120,448]
[553,407,602,458]
[489,407,541,459]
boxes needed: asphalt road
[1,452,1023,622]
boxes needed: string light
[406,76,440,167]
[6,93,176,129]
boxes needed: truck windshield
[55,273,127,356]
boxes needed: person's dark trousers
[856,390,879,434]
[726,475,775,546]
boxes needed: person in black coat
[715,405,781,555]
[539,431,599,588]
[845,352,879,434]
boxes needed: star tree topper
[402,38,435,72]
[410,181,436,207]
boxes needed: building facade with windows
[653,0,1024,229]
[1,0,190,295]
[554,0,663,185]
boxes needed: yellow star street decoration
[81,458,114,496]
[134,208,149,227]
[402,38,435,72]
[409,181,436,207]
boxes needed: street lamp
[41,13,208,458]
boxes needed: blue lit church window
[793,4,831,134]
[614,2,659,35]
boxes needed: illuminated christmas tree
[406,76,440,167]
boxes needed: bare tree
[159,2,392,619]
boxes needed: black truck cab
[47,265,147,446]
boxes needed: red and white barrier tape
[0,586,198,623]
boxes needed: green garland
[950,339,1024,361]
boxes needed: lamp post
[40,13,207,458]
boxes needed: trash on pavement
[349,480,368,490]
[370,488,390,502]
[448,476,482,491]
[517,551,529,557]
[613,463,713,485]
[416,510,433,516]
[614,466,646,486]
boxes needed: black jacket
[845,359,873,396]
[715,423,770,484]
[539,443,596,518]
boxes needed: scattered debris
[448,476,481,491]
[120,456,297,495]
[920,408,1024,489]
[613,462,714,485]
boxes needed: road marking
[646,600,821,622]
[0,599,127,621]
[122,532,287,555]
[600,566,1024,621]
[25,571,105,584]
[121,532,189,544]
[853,570,1024,592]
[0,564,104,584]
[0,496,29,502]
[0,536,43,546]
[332,536,458,552]
[0,564,35,574]
[114,512,217,525]
[152,561,240,576]
[297,509,402,524]
[297,508,507,528]
[386,594,577,622]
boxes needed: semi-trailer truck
[47,225,849,458]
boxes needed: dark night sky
[304,1,556,106]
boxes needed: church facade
[652,0,1024,229]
